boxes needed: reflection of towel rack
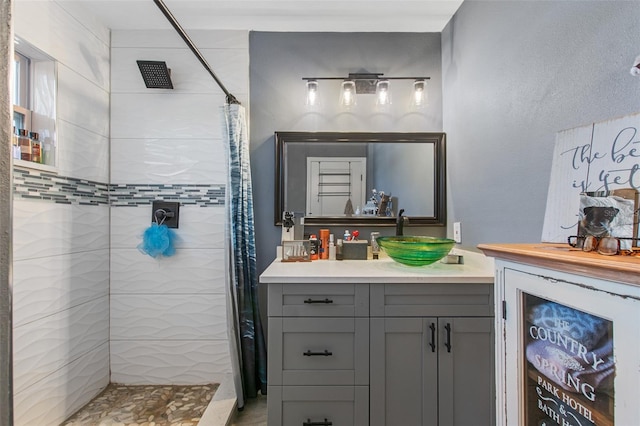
[316,162,352,201]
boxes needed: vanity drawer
[268,385,369,426]
[268,283,369,317]
[268,317,369,386]
[370,283,494,317]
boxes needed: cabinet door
[438,317,495,426]
[501,267,640,426]
[370,317,438,426]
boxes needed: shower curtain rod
[153,0,240,105]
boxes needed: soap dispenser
[281,211,295,242]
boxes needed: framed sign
[542,112,640,242]
[522,293,614,426]
[501,267,640,426]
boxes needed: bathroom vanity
[479,243,640,426]
[260,249,496,426]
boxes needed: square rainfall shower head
[136,60,174,89]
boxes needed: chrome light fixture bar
[302,73,430,109]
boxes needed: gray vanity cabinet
[369,283,495,426]
[266,281,494,426]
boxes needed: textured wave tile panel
[112,29,248,50]
[111,93,224,140]
[111,204,225,249]
[58,64,110,137]
[110,340,232,385]
[112,47,248,95]
[57,120,109,183]
[13,343,109,426]
[13,201,109,260]
[110,138,226,184]
[13,296,109,394]
[111,248,225,294]
[14,1,110,89]
[110,294,228,340]
[13,249,109,327]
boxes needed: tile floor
[62,383,218,426]
[230,394,267,426]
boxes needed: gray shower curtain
[222,103,267,409]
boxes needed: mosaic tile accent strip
[13,166,109,206]
[12,167,225,207]
[110,184,225,207]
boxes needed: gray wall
[249,32,444,275]
[442,1,640,249]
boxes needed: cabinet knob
[304,419,332,426]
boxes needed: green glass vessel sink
[376,236,456,266]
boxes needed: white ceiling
[56,0,464,33]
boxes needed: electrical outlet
[453,222,462,243]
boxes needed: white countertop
[259,248,495,284]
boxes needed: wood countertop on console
[478,243,640,287]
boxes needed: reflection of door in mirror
[306,157,366,216]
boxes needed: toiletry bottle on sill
[30,132,41,163]
[329,234,336,260]
[319,228,330,260]
[18,129,31,162]
[309,234,319,260]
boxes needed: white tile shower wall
[110,138,226,185]
[111,93,227,140]
[110,205,225,250]
[110,340,231,385]
[110,29,248,384]
[57,63,110,138]
[12,1,110,425]
[14,1,110,91]
[12,201,109,261]
[12,250,109,327]
[13,296,109,394]
[13,344,110,426]
[110,249,226,294]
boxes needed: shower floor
[62,383,218,426]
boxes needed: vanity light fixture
[302,73,430,109]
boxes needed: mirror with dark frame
[274,132,446,227]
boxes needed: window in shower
[13,37,57,170]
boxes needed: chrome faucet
[396,209,407,236]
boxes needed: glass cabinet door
[500,267,640,426]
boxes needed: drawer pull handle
[444,322,452,352]
[304,298,334,304]
[304,419,332,426]
[429,322,436,352]
[303,349,333,357]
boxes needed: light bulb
[305,80,319,107]
[376,80,391,106]
[340,80,357,108]
[412,79,427,108]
